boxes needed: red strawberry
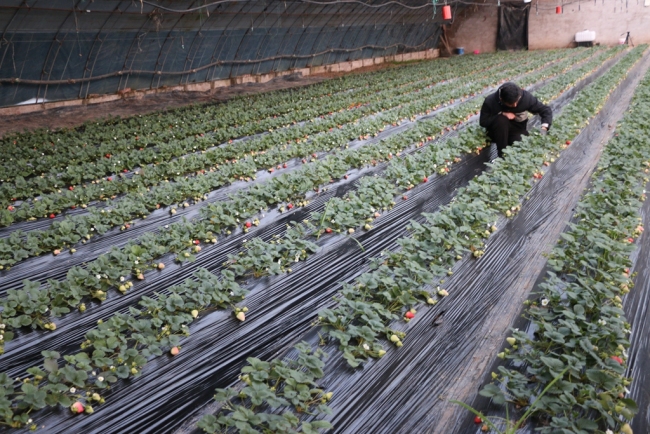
[287,203,294,210]
[422,177,428,183]
[70,401,84,414]
[325,227,332,233]
[611,355,623,364]
[566,140,571,145]
[302,159,307,164]
[312,153,317,158]
[405,311,415,319]
[123,169,129,173]
[283,163,288,168]
[170,346,180,356]
[402,195,408,200]
[107,177,112,181]
[49,213,56,219]
[68,186,74,191]
[7,206,14,212]
[245,222,252,228]
[474,416,483,424]
[70,205,76,209]
[193,240,200,245]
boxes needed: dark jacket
[479,89,552,130]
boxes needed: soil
[0,61,409,138]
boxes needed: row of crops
[0,44,648,433]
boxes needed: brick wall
[445,0,650,53]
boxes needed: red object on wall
[442,5,452,20]
[556,5,562,13]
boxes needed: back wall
[446,0,649,52]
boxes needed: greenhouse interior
[0,0,649,433]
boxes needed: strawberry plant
[0,48,599,354]
[197,343,332,434]
[315,45,646,366]
[0,267,246,429]
[0,49,568,266]
[0,48,541,202]
[480,49,650,433]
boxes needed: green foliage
[482,45,648,432]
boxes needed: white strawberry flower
[98,376,104,382]
[92,371,96,376]
[598,319,607,326]
[134,260,139,264]
[362,343,370,351]
[606,430,613,434]
[96,275,102,280]
[70,387,76,393]
[541,299,549,306]
[119,277,125,282]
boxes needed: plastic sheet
[0,0,441,107]
[453,50,650,433]
[12,133,490,434]
[0,49,557,293]
[623,170,650,433]
[0,50,612,433]
[496,3,530,51]
[176,49,650,434]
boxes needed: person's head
[499,82,522,107]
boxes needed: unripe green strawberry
[620,423,633,434]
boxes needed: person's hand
[502,112,516,120]
[540,127,548,136]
